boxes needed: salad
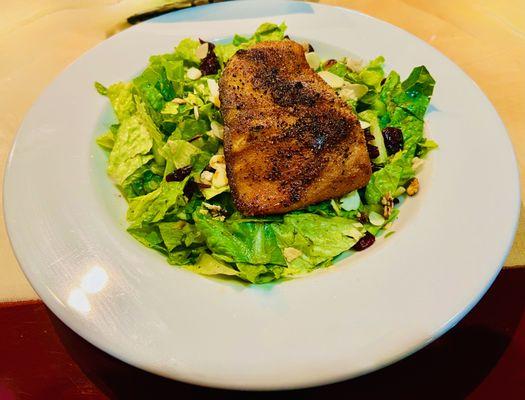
[95,23,436,284]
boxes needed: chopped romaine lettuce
[95,22,436,283]
[107,115,153,185]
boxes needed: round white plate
[4,0,520,390]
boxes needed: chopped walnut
[202,202,228,220]
[381,193,394,218]
[406,178,420,196]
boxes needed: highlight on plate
[95,23,437,284]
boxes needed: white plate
[4,0,520,390]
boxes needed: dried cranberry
[197,182,211,189]
[367,143,380,159]
[183,180,198,198]
[323,59,337,69]
[358,213,368,224]
[166,165,192,182]
[199,40,220,75]
[353,232,375,251]
[363,127,374,142]
[382,127,404,155]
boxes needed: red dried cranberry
[199,40,220,75]
[363,127,374,142]
[323,59,337,69]
[382,127,404,155]
[353,232,375,251]
[367,143,380,159]
[183,180,198,198]
[166,165,192,182]
[358,213,368,224]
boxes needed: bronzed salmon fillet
[219,40,372,216]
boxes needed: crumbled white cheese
[338,83,368,101]
[305,52,321,70]
[359,120,371,129]
[212,166,228,188]
[209,154,225,169]
[195,42,209,59]
[187,67,202,80]
[210,121,224,140]
[207,79,220,107]
[200,170,213,185]
[369,211,385,226]
[345,56,364,72]
[317,71,345,89]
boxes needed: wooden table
[0,1,524,398]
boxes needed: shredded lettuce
[95,22,436,283]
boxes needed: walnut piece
[381,193,394,218]
[406,178,420,196]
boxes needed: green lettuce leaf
[194,212,286,265]
[135,96,166,166]
[365,153,414,204]
[158,221,185,251]
[184,253,239,277]
[214,43,239,65]
[107,115,153,185]
[121,166,162,199]
[127,224,166,253]
[162,59,185,97]
[393,66,435,120]
[214,22,287,64]
[358,56,385,91]
[236,263,284,284]
[170,118,209,141]
[96,129,115,151]
[158,221,204,251]
[160,139,201,170]
[107,82,136,122]
[417,138,439,157]
[173,38,200,65]
[275,214,364,268]
[94,81,108,95]
[378,67,435,155]
[127,179,188,226]
[253,22,287,42]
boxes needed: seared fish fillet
[219,40,372,216]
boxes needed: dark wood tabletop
[1,268,524,399]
